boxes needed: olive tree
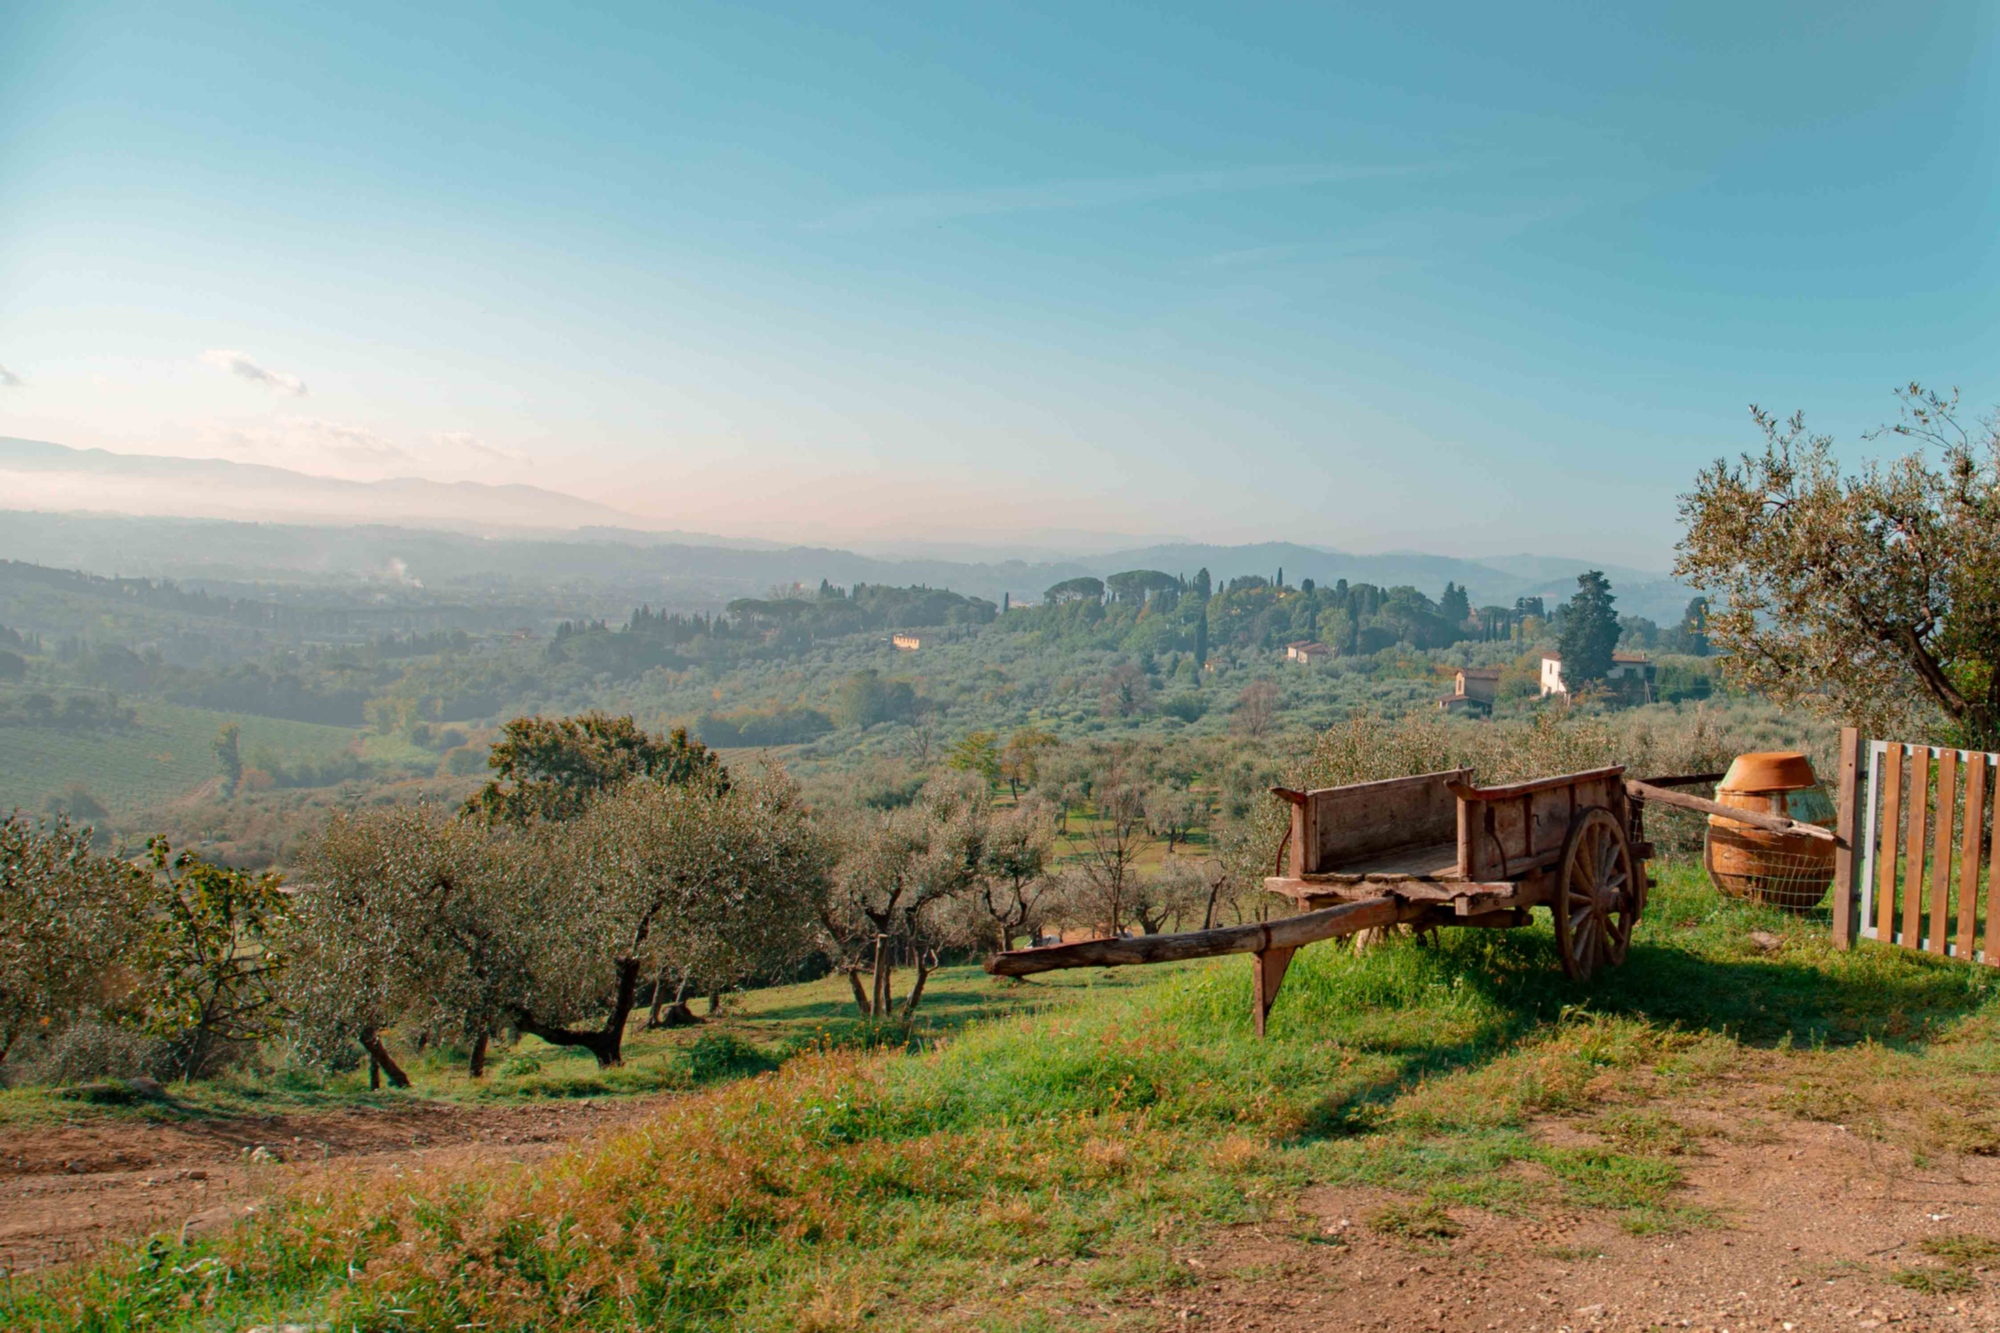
[828,773,986,1018]
[1678,386,2000,746]
[140,839,291,1081]
[291,807,528,1083]
[522,767,832,1064]
[0,815,152,1067]
[1127,857,1211,935]
[1068,777,1151,936]
[971,797,1056,952]
[1144,785,1203,853]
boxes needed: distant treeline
[62,644,372,726]
[1016,567,1708,662]
[544,585,998,676]
[724,582,997,639]
[0,559,547,639]
[0,688,137,731]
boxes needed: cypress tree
[1557,571,1621,687]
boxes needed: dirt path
[0,1095,675,1277]
[1172,1111,2000,1331]
[14,1085,2000,1330]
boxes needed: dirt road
[0,1095,673,1277]
[1177,1113,2000,1331]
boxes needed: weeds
[1368,1200,1463,1241]
[1921,1233,2000,1267]
[1892,1265,1977,1294]
[1887,1232,1999,1296]
[1594,1108,1702,1156]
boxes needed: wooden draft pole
[986,894,1459,1036]
[985,895,1411,976]
[1624,779,1838,842]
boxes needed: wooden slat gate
[1843,727,2000,961]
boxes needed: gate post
[1831,726,1863,949]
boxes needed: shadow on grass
[1271,881,2000,1145]
[750,972,1081,1038]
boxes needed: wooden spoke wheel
[1553,807,1639,981]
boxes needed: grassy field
[0,963,1116,1127]
[0,700,365,817]
[10,858,2000,1330]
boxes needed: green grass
[1893,1265,1978,1294]
[1921,1233,2000,1267]
[11,858,2000,1330]
[0,963,1109,1128]
[0,700,361,817]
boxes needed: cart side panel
[1462,799,1512,880]
[1306,768,1472,872]
[1459,770,1628,878]
[1530,786,1580,858]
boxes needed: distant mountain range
[0,436,762,542]
[0,438,1693,622]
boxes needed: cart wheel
[1553,808,1638,981]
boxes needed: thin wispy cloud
[281,416,405,465]
[210,416,410,474]
[0,364,22,388]
[200,348,308,397]
[430,430,530,465]
[810,162,1423,232]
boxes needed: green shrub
[54,1080,144,1106]
[685,1031,779,1084]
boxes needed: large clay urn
[1704,751,1837,912]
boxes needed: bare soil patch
[0,1095,675,1276]
[1171,1105,2000,1332]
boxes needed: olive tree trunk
[359,1027,410,1089]
[514,957,644,1068]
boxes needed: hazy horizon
[3,4,1996,564]
[0,435,1689,575]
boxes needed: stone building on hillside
[1436,666,1502,715]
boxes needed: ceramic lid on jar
[1719,751,1818,793]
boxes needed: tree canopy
[1104,570,1179,604]
[1043,576,1105,606]
[466,712,725,824]
[1678,386,2000,745]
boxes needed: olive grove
[294,766,831,1073]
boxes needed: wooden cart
[989,765,1836,1033]
[988,765,1676,1034]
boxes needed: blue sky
[1,2,1995,563]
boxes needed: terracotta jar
[1704,751,1837,912]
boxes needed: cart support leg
[1251,945,1296,1037]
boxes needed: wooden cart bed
[1265,765,1633,905]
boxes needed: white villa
[1539,651,1654,700]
